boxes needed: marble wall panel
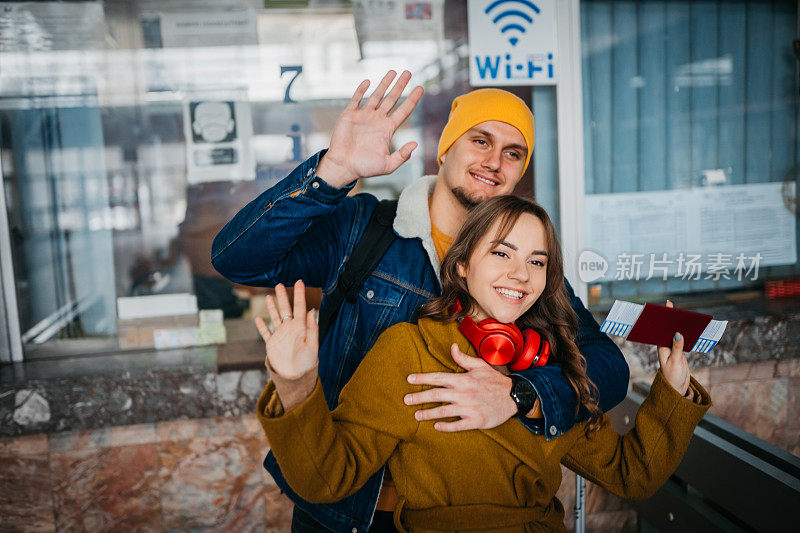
[707,378,789,449]
[153,371,220,421]
[708,362,758,386]
[775,358,800,378]
[622,343,798,457]
[617,313,800,386]
[48,423,157,454]
[0,386,52,437]
[155,414,258,443]
[745,360,779,380]
[215,369,269,418]
[786,378,800,456]
[710,315,800,364]
[0,432,48,456]
[0,434,55,532]
[585,510,637,533]
[49,443,162,532]
[0,415,292,532]
[0,389,15,436]
[50,374,159,432]
[264,486,293,532]
[155,414,273,532]
[1,370,221,438]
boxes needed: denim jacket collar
[393,175,440,283]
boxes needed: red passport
[626,303,712,351]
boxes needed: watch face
[511,378,536,413]
[513,378,534,397]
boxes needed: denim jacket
[211,151,629,532]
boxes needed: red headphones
[453,301,550,371]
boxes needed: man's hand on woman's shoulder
[404,343,518,431]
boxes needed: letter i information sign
[467,0,557,86]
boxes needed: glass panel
[532,86,560,232]
[580,0,799,459]
[0,0,469,358]
[581,0,800,309]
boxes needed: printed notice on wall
[467,0,557,86]
[182,92,255,184]
[353,0,444,43]
[158,9,257,47]
[583,182,797,283]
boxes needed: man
[212,71,629,532]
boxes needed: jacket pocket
[358,273,405,307]
[358,274,406,348]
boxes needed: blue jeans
[292,507,397,533]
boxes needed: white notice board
[583,182,797,282]
[158,9,257,47]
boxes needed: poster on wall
[182,95,256,184]
[140,8,258,93]
[146,8,257,48]
[467,0,557,86]
[353,0,444,43]
[581,182,797,283]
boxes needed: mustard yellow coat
[257,318,710,532]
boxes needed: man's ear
[440,150,447,165]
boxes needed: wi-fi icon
[484,0,541,47]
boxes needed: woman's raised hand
[316,70,424,188]
[657,300,691,396]
[255,280,319,380]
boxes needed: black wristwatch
[509,375,537,417]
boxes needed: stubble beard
[451,186,482,210]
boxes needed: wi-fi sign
[484,0,541,47]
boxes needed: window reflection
[0,0,453,354]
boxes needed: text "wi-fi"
[484,0,541,47]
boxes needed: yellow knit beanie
[437,88,535,176]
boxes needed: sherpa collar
[393,175,441,283]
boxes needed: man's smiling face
[439,120,528,209]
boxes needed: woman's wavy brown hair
[419,195,602,431]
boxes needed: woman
[255,196,710,532]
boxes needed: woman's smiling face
[457,212,548,324]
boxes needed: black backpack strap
[318,199,398,342]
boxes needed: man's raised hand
[316,70,424,188]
